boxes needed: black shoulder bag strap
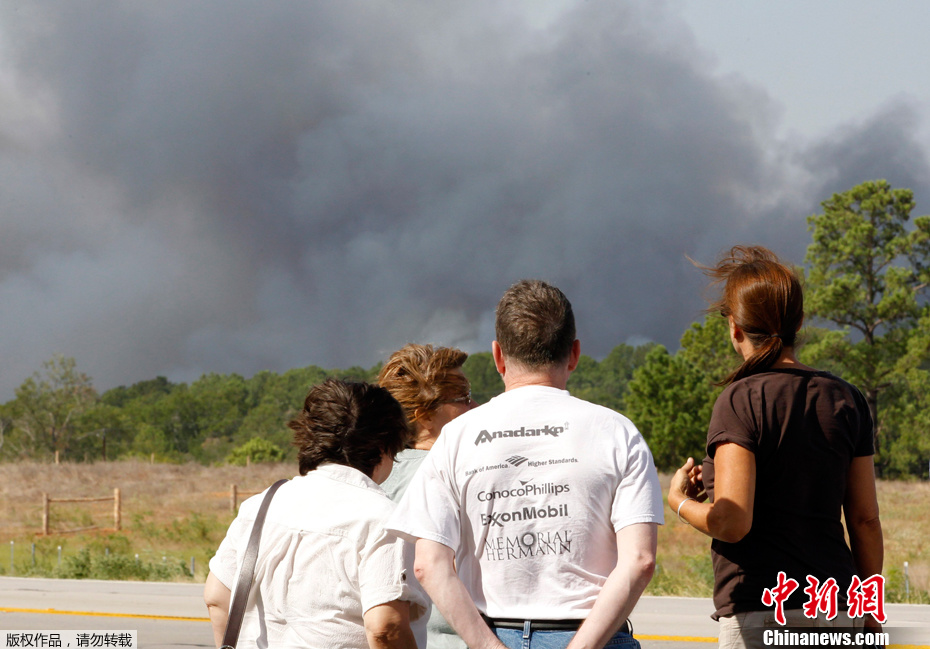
[220,478,288,649]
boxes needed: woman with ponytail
[667,246,883,648]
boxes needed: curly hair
[288,379,412,477]
[377,344,470,431]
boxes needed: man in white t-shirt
[387,279,664,649]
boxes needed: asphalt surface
[1,577,928,648]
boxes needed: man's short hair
[495,279,576,368]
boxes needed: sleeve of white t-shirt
[610,418,666,530]
[385,432,461,550]
[358,525,430,621]
[208,496,258,589]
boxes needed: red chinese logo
[761,571,799,625]
[847,574,887,624]
[762,573,887,625]
[802,576,839,620]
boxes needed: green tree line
[1,181,928,477]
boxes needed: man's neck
[503,368,570,392]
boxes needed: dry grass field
[0,460,293,581]
[0,461,927,602]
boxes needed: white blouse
[211,463,429,648]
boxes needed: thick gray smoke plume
[1,1,927,398]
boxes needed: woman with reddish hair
[667,246,883,648]
[377,343,476,501]
[377,343,476,649]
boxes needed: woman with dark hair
[377,343,475,649]
[204,379,428,649]
[667,246,883,648]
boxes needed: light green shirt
[382,448,467,649]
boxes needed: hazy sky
[1,1,928,400]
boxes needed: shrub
[55,548,191,581]
[226,437,286,465]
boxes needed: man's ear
[567,339,581,372]
[491,340,506,375]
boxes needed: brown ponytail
[695,246,804,386]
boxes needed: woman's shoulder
[717,367,821,402]
[728,367,867,406]
[731,366,831,386]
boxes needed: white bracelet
[677,497,694,525]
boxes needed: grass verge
[0,461,926,604]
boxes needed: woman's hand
[668,457,706,512]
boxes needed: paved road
[1,577,928,647]
[0,577,210,648]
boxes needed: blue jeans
[494,625,640,649]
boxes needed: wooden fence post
[40,489,122,535]
[42,493,49,535]
[230,484,237,513]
